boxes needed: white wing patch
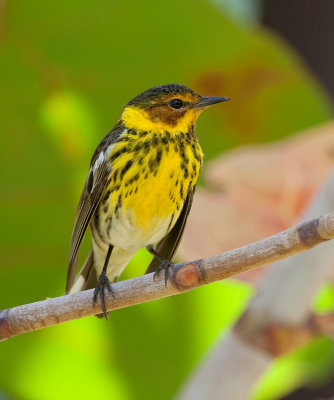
[93,151,105,173]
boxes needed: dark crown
[127,84,198,107]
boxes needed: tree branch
[1,210,334,341]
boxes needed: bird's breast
[96,129,203,249]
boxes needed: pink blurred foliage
[179,123,334,282]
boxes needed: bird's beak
[192,96,231,109]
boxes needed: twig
[1,210,334,341]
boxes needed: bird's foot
[153,260,175,286]
[93,272,114,320]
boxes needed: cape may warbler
[66,84,230,318]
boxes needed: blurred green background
[1,1,334,399]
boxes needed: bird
[66,84,230,318]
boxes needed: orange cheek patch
[147,106,186,127]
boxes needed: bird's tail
[66,250,98,294]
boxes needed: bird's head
[120,84,230,134]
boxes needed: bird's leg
[93,244,114,320]
[147,245,174,286]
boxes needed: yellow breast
[101,129,202,235]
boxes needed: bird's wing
[145,187,195,274]
[66,155,111,293]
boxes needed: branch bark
[1,208,334,341]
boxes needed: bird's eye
[169,99,183,109]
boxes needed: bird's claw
[93,272,114,320]
[153,260,175,286]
